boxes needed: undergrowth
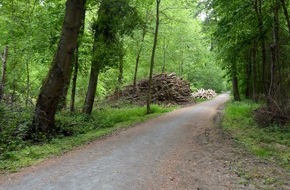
[222,100,290,170]
[0,104,174,172]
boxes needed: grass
[0,104,175,173]
[222,100,290,170]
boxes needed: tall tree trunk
[0,46,8,101]
[232,63,241,101]
[70,43,79,113]
[162,40,168,73]
[179,49,184,77]
[83,57,100,114]
[147,0,161,114]
[83,38,100,114]
[30,0,86,138]
[252,43,258,102]
[116,41,125,92]
[117,54,124,92]
[254,0,267,94]
[245,49,252,99]
[268,0,280,102]
[25,59,30,107]
[280,0,290,33]
[58,4,86,110]
[133,28,146,88]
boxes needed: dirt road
[0,93,289,190]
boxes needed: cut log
[191,89,217,100]
[107,73,192,105]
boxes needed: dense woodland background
[0,0,289,169]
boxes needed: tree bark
[58,3,86,110]
[133,28,146,88]
[70,43,79,113]
[83,41,100,114]
[25,58,31,107]
[117,55,124,91]
[245,49,252,99]
[232,63,241,101]
[30,0,86,138]
[252,43,258,102]
[162,40,168,73]
[0,46,8,101]
[147,0,161,114]
[268,0,280,101]
[254,0,267,94]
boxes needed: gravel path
[0,93,289,190]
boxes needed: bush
[222,101,290,169]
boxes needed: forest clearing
[0,0,289,189]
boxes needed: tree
[0,46,8,100]
[83,0,141,114]
[206,0,290,125]
[0,0,66,105]
[70,44,79,112]
[29,0,86,139]
[147,0,161,114]
[133,26,147,88]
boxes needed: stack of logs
[109,73,192,105]
[191,89,216,99]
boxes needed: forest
[0,0,289,173]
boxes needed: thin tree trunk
[70,7,86,113]
[252,43,258,102]
[162,41,168,73]
[0,46,8,101]
[254,0,267,94]
[25,59,30,107]
[179,49,184,77]
[70,43,79,112]
[147,0,161,114]
[232,63,241,101]
[83,30,101,114]
[280,0,290,33]
[268,0,280,101]
[30,0,86,138]
[117,55,124,92]
[245,49,252,99]
[117,40,125,92]
[133,28,146,88]
[82,50,100,114]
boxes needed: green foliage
[206,0,290,106]
[0,0,227,106]
[0,0,230,169]
[0,104,173,172]
[91,0,143,72]
[0,0,65,102]
[222,101,290,169]
[186,62,227,92]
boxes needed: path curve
[0,93,289,190]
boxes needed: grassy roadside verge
[0,105,175,173]
[222,101,290,170]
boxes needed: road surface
[0,93,289,190]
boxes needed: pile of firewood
[108,73,192,105]
[191,89,216,99]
